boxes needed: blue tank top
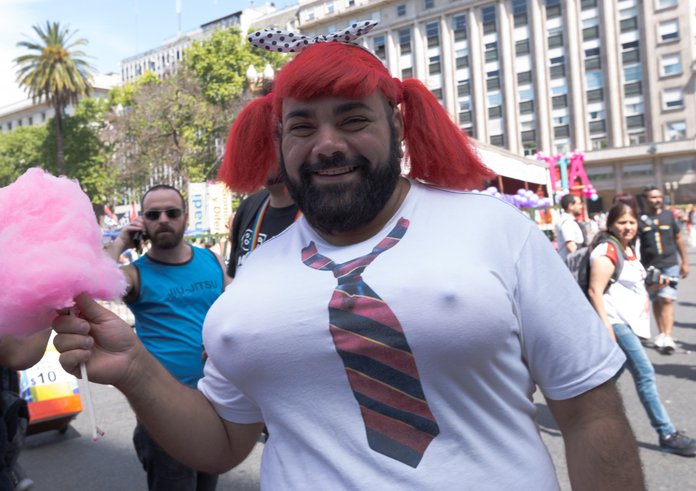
[128,246,223,387]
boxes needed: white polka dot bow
[248,20,378,53]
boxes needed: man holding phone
[107,184,231,491]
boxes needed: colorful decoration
[479,186,552,209]
[536,149,598,203]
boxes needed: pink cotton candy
[0,168,127,336]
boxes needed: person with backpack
[587,201,696,457]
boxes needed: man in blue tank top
[108,185,231,491]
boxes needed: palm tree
[14,21,94,176]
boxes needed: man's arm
[546,380,645,491]
[52,294,262,472]
[674,229,689,279]
[0,329,51,370]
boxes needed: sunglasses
[144,208,184,221]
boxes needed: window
[664,157,696,175]
[373,36,386,59]
[586,165,613,181]
[429,55,441,75]
[489,106,502,119]
[426,22,440,48]
[585,47,600,57]
[620,17,638,33]
[424,0,434,9]
[326,2,334,14]
[623,65,642,83]
[662,88,684,109]
[546,0,561,18]
[589,120,606,134]
[456,51,469,69]
[397,4,406,16]
[399,29,412,55]
[519,100,534,114]
[517,71,532,84]
[482,5,497,34]
[515,39,530,56]
[626,115,644,129]
[665,121,686,141]
[659,20,679,42]
[583,26,599,40]
[550,64,566,79]
[459,111,472,124]
[591,138,609,150]
[487,77,501,90]
[622,49,640,64]
[581,0,597,9]
[587,88,604,102]
[660,54,682,76]
[552,94,568,109]
[547,32,563,48]
[554,125,570,138]
[585,57,601,71]
[431,88,442,100]
[452,14,467,41]
[485,42,499,62]
[402,67,413,78]
[512,0,528,26]
[458,80,471,96]
[521,129,536,142]
[490,134,505,147]
[586,71,604,90]
[622,162,654,179]
[657,0,677,8]
[624,81,642,96]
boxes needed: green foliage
[0,125,50,186]
[185,27,285,105]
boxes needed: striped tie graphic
[302,217,439,468]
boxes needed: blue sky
[0,0,268,108]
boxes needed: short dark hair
[560,194,579,211]
[642,185,660,197]
[141,184,186,211]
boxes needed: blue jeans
[612,323,675,438]
[133,423,218,491]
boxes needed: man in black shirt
[639,185,689,354]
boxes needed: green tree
[14,21,94,176]
[0,125,50,187]
[185,27,285,106]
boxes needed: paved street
[18,249,696,490]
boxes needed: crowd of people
[2,22,695,491]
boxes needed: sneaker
[659,431,696,457]
[660,336,677,354]
[653,333,666,348]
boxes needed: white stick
[79,361,104,441]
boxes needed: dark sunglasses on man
[144,208,184,221]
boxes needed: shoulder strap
[604,236,625,283]
[238,189,271,237]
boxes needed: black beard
[281,132,401,234]
[150,226,185,250]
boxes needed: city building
[0,73,120,133]
[120,3,278,83]
[293,0,696,206]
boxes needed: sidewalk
[538,246,696,490]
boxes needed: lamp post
[246,63,275,97]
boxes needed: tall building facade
[294,0,696,205]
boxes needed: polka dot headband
[248,20,378,53]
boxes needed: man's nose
[312,125,348,161]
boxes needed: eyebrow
[284,101,374,122]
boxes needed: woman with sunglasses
[587,201,696,458]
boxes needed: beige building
[293,0,696,207]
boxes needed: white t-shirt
[199,181,625,490]
[555,214,584,261]
[590,242,651,339]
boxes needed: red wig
[219,42,493,192]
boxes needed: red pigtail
[400,79,494,190]
[218,93,277,193]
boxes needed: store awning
[475,143,548,185]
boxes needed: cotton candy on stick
[0,168,127,440]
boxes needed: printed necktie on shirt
[302,217,440,468]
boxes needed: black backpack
[565,232,625,296]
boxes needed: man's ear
[392,106,405,143]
